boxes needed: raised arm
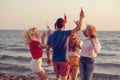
[38,32,47,49]
[71,8,85,34]
[38,26,52,49]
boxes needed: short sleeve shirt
[47,30,71,62]
[29,40,43,59]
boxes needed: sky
[0,0,120,31]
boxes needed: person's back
[48,30,71,62]
[47,18,72,80]
[46,9,85,80]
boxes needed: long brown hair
[68,33,81,51]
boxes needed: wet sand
[0,73,56,80]
[0,73,120,80]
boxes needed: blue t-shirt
[47,30,71,62]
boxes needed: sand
[0,73,120,80]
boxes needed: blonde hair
[22,27,38,45]
[86,24,97,38]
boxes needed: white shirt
[80,38,101,58]
[66,37,83,58]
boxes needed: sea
[0,30,120,78]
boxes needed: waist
[67,51,80,57]
[31,53,42,59]
[80,56,95,63]
[32,57,42,60]
[80,56,93,59]
[80,51,97,58]
[69,56,80,59]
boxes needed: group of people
[22,9,101,80]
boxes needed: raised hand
[74,20,79,26]
[41,32,47,40]
[80,7,85,19]
[46,25,52,36]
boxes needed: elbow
[97,50,101,53]
[76,26,81,31]
[78,26,81,30]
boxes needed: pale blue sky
[0,0,120,31]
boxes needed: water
[0,30,120,78]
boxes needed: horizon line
[0,29,120,32]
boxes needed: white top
[80,38,101,58]
[66,37,83,58]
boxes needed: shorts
[29,58,43,73]
[53,62,70,76]
[69,56,80,70]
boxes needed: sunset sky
[0,0,120,31]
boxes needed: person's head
[83,24,97,38]
[22,27,39,45]
[70,33,79,41]
[56,18,65,30]
[69,33,80,51]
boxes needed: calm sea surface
[0,30,120,77]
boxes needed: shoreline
[93,73,120,80]
[0,73,120,80]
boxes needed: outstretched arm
[38,32,47,49]
[71,8,85,34]
[38,26,52,49]
[46,24,52,36]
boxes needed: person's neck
[87,35,91,39]
[56,27,65,31]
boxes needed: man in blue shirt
[46,10,85,80]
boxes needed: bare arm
[46,45,51,59]
[37,31,47,49]
[71,8,85,34]
[38,43,47,49]
[46,45,52,66]
[91,38,101,54]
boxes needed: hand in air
[80,7,85,19]
[73,20,79,26]
[47,26,52,36]
[41,32,47,40]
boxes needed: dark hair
[56,18,65,29]
[54,22,57,29]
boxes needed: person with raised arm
[22,27,49,80]
[46,8,85,80]
[80,24,101,80]
[66,32,83,80]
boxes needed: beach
[0,73,120,80]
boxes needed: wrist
[47,58,51,60]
